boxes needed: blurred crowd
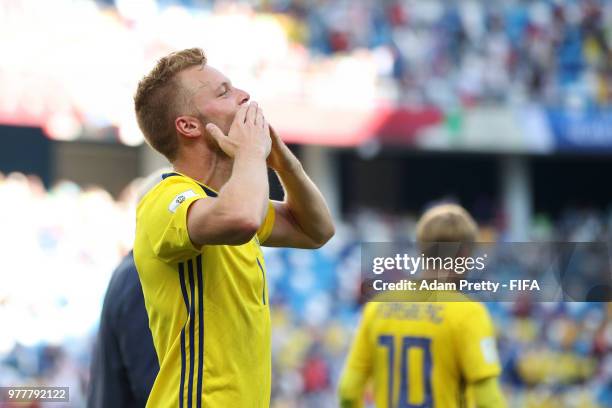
[0,172,138,407]
[262,0,612,108]
[2,0,611,146]
[0,171,610,407]
[101,0,612,109]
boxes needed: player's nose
[237,88,250,105]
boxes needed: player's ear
[175,116,203,139]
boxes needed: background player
[338,204,506,408]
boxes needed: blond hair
[134,48,207,161]
[416,204,478,258]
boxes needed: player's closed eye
[219,86,230,97]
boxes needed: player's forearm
[217,149,269,227]
[276,161,335,247]
[338,371,366,408]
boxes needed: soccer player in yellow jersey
[339,204,506,408]
[132,48,334,408]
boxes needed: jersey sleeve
[472,376,507,408]
[455,303,502,383]
[256,201,275,244]
[339,303,376,402]
[138,178,205,263]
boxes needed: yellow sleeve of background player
[256,201,275,244]
[455,303,502,383]
[472,376,507,408]
[138,177,205,263]
[338,304,376,408]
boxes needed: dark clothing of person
[88,251,159,408]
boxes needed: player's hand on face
[249,102,272,156]
[206,101,271,159]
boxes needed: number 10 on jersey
[378,335,433,408]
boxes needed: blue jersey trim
[187,260,196,408]
[162,172,218,198]
[178,262,189,408]
[196,255,204,408]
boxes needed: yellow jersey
[133,172,275,408]
[342,293,501,408]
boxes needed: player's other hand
[206,101,271,159]
[267,125,299,173]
